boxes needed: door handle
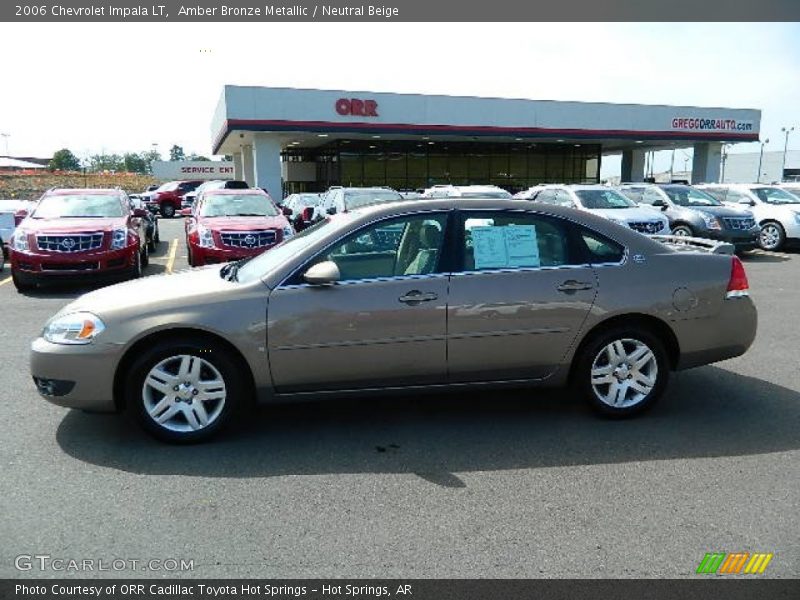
[399,290,439,304]
[556,280,594,292]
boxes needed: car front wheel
[758,221,785,251]
[575,328,669,417]
[12,270,36,292]
[671,224,693,237]
[126,338,243,443]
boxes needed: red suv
[146,180,203,218]
[9,188,149,292]
[184,188,294,267]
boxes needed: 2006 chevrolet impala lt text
[30,198,757,443]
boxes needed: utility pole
[780,127,795,182]
[757,138,770,183]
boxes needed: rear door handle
[556,280,594,292]
[399,290,439,304]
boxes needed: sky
[0,22,798,177]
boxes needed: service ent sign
[151,161,235,180]
[335,98,379,117]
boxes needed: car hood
[19,217,128,233]
[60,266,238,318]
[686,205,753,218]
[199,215,288,230]
[586,207,667,221]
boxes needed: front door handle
[556,280,594,292]
[399,290,439,304]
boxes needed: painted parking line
[0,276,11,286]
[166,238,179,273]
[749,249,792,258]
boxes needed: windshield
[200,195,278,217]
[663,186,721,207]
[32,194,124,218]
[344,190,403,210]
[750,187,800,205]
[295,194,321,206]
[575,189,636,209]
[157,182,179,192]
[236,218,341,283]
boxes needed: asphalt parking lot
[0,217,798,579]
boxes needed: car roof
[46,188,123,196]
[202,188,267,196]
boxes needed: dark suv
[618,184,759,250]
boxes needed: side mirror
[179,208,192,217]
[739,198,756,206]
[326,206,337,215]
[132,208,149,218]
[303,261,340,285]
[281,206,292,216]
[650,198,666,208]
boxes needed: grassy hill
[0,171,159,200]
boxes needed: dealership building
[210,85,760,199]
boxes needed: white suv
[422,185,512,199]
[524,184,669,236]
[695,183,800,251]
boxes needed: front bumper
[190,244,272,266]
[704,227,760,248]
[10,246,137,278]
[30,337,120,411]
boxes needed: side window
[555,190,575,208]
[702,187,727,202]
[725,190,747,203]
[620,188,643,203]
[534,189,556,204]
[579,228,625,264]
[316,213,448,282]
[641,188,664,205]
[460,211,578,271]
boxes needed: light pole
[757,138,770,183]
[781,127,795,182]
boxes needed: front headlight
[13,230,29,252]
[43,312,106,345]
[282,226,294,240]
[198,225,215,248]
[111,228,128,250]
[701,213,722,230]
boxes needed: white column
[253,134,283,200]
[691,142,723,184]
[621,149,646,183]
[241,146,255,187]
[233,153,243,180]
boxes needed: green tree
[49,148,81,171]
[141,149,161,174]
[89,153,124,172]
[123,153,147,173]
[169,145,186,161]
[187,153,210,161]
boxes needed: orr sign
[335,98,379,118]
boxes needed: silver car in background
[31,199,756,443]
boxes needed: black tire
[758,221,786,251]
[147,229,157,252]
[187,246,195,267]
[671,224,694,237]
[574,326,669,418]
[154,225,160,244]
[140,241,149,269]
[128,249,142,280]
[161,204,176,219]
[125,337,244,443]
[12,270,36,292]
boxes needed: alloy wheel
[759,224,782,251]
[142,354,227,433]
[590,338,658,409]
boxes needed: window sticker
[472,225,540,269]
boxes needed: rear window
[225,181,249,190]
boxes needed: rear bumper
[673,296,757,370]
[30,337,119,411]
[10,246,138,279]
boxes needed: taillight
[726,256,749,298]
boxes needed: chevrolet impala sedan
[31,199,757,442]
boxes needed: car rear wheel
[758,221,785,251]
[161,204,176,219]
[126,338,243,443]
[12,270,36,292]
[575,328,669,417]
[671,224,693,237]
[129,249,142,279]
